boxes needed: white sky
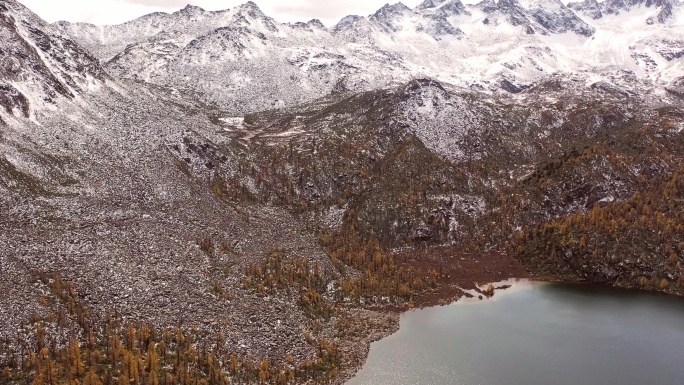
[20,0,431,26]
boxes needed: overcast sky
[20,0,430,26]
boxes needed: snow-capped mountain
[569,0,677,24]
[54,3,280,62]
[54,0,684,113]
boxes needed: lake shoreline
[336,258,557,385]
[339,278,534,385]
[345,279,684,385]
[341,273,684,385]
[334,249,533,383]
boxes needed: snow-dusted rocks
[416,0,470,37]
[48,0,682,114]
[424,0,472,16]
[370,3,413,33]
[0,82,30,118]
[526,0,596,36]
[567,0,604,19]
[646,0,676,24]
[332,15,364,32]
[600,0,679,23]
[483,0,533,27]
[481,0,595,36]
[0,0,107,116]
[394,79,487,162]
[665,76,684,97]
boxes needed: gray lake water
[347,281,684,385]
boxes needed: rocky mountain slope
[55,0,684,113]
[1,0,684,384]
[0,1,395,383]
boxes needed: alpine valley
[1,0,683,383]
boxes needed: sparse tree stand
[2,271,346,385]
[510,167,684,294]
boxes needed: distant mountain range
[54,0,684,113]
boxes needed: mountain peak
[527,0,595,36]
[418,0,470,15]
[180,4,205,13]
[479,0,595,35]
[417,0,445,9]
[374,2,411,17]
[371,3,412,32]
[332,15,364,32]
[603,0,644,15]
[498,0,525,9]
[241,1,263,11]
[176,4,206,18]
[481,0,529,27]
[291,19,327,32]
[234,1,279,33]
[307,19,327,29]
[237,1,266,18]
[567,0,603,19]
[438,0,470,15]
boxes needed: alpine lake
[347,280,684,385]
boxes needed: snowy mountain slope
[0,1,353,366]
[478,0,595,36]
[54,3,280,62]
[568,0,681,23]
[0,0,108,119]
[54,0,684,113]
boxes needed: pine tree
[145,342,159,385]
[69,336,85,377]
[84,369,103,385]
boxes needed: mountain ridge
[53,0,683,113]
